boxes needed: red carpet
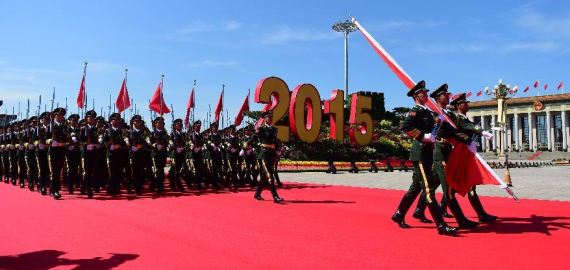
[1,181,569,270]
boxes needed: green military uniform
[391,80,456,235]
[248,111,283,203]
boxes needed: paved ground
[281,166,570,201]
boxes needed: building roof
[469,93,570,108]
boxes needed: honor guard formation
[0,108,285,203]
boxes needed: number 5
[349,94,372,145]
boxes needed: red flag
[234,92,250,126]
[557,82,564,90]
[149,80,170,115]
[466,91,472,98]
[184,87,195,128]
[523,86,530,93]
[115,78,131,113]
[533,80,539,88]
[214,89,223,122]
[544,84,548,90]
[76,74,85,108]
[446,141,502,196]
[476,90,482,96]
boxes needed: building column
[546,111,552,151]
[480,115,487,152]
[528,112,535,151]
[491,114,492,151]
[513,113,520,151]
[560,110,570,151]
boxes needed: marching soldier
[0,128,5,182]
[411,85,479,228]
[189,120,206,191]
[207,122,223,189]
[150,116,169,194]
[106,113,128,196]
[26,117,39,191]
[94,116,108,193]
[16,121,27,188]
[48,107,69,199]
[8,123,18,186]
[241,126,258,188]
[128,115,150,195]
[450,93,498,223]
[80,110,99,198]
[168,118,189,192]
[248,111,284,203]
[391,81,457,235]
[226,125,241,189]
[66,114,81,194]
[36,112,51,195]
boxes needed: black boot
[427,202,457,236]
[468,193,497,223]
[254,185,264,200]
[270,186,284,204]
[412,195,432,223]
[391,210,411,229]
[440,198,453,218]
[448,198,479,229]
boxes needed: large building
[468,93,570,152]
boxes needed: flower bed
[278,159,414,172]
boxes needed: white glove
[482,131,494,140]
[72,136,77,143]
[468,142,478,153]
[422,133,435,143]
[239,149,245,157]
[97,136,103,144]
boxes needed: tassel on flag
[476,90,483,96]
[116,73,131,113]
[534,80,539,88]
[523,86,530,93]
[149,77,170,115]
[234,90,250,126]
[557,82,564,91]
[184,84,196,128]
[214,86,224,122]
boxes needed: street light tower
[332,19,358,98]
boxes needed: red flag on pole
[214,87,224,122]
[115,78,131,113]
[523,86,530,93]
[234,91,250,126]
[466,91,472,98]
[557,82,563,90]
[533,80,539,88]
[352,18,457,129]
[149,79,170,115]
[544,84,548,90]
[476,90,483,96]
[76,72,86,108]
[184,86,195,128]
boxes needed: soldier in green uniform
[25,117,39,191]
[128,115,151,195]
[16,120,28,188]
[106,113,128,196]
[80,110,99,198]
[168,118,189,191]
[48,107,69,199]
[391,81,457,235]
[150,116,169,194]
[8,123,18,186]
[190,120,206,192]
[248,111,284,203]
[225,125,241,189]
[37,112,51,195]
[412,85,479,229]
[66,114,81,194]
[450,94,497,223]
[207,122,223,189]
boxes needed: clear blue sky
[1,0,568,124]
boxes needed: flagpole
[123,68,128,118]
[221,84,225,128]
[83,62,87,119]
